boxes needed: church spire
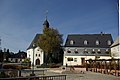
[43,10,49,28]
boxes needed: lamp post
[32,43,35,76]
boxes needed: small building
[111,37,120,59]
[63,33,113,66]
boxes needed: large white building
[111,37,120,59]
[63,33,113,66]
[27,19,50,66]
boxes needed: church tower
[43,19,49,28]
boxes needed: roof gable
[27,34,41,50]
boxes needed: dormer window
[84,40,88,45]
[70,40,74,45]
[107,40,111,45]
[96,40,99,45]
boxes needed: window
[106,51,110,54]
[106,49,108,51]
[74,51,78,53]
[107,40,111,45]
[67,57,73,61]
[74,58,77,62]
[36,54,37,56]
[67,50,71,53]
[70,40,74,45]
[96,40,99,45]
[39,54,40,57]
[92,51,95,54]
[97,49,101,54]
[92,49,95,54]
[84,40,88,45]
[106,49,110,54]
[84,49,88,53]
[74,49,78,53]
[37,49,39,51]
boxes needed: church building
[27,19,50,66]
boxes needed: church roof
[27,34,41,50]
[64,33,113,48]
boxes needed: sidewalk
[34,68,120,80]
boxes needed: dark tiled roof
[27,34,41,50]
[64,34,113,48]
[10,52,27,58]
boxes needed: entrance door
[35,59,40,65]
[81,58,85,65]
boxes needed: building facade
[111,37,120,58]
[63,33,113,66]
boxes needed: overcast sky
[0,0,119,52]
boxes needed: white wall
[63,55,95,66]
[63,55,112,66]
[27,47,44,65]
[111,45,120,58]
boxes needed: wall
[111,45,120,58]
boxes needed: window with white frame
[70,40,74,45]
[107,40,111,45]
[74,58,77,62]
[96,40,99,45]
[84,40,88,45]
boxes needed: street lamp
[32,43,36,76]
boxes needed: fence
[0,75,66,80]
[86,59,120,76]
